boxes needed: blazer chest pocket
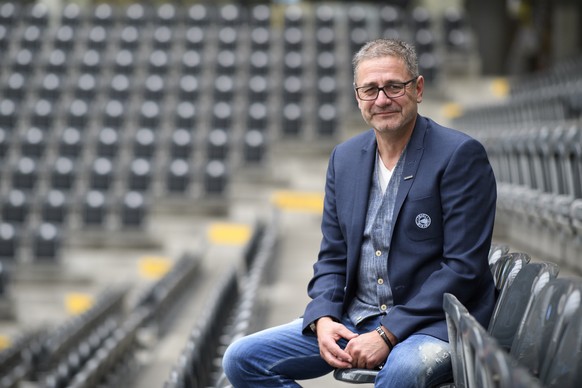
[402,195,443,241]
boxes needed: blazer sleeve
[302,147,349,332]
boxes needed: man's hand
[315,317,359,368]
[344,328,393,369]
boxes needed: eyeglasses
[354,77,418,101]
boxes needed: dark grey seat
[488,261,559,349]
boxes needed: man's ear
[415,75,425,103]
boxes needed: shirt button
[380,304,387,311]
[375,250,382,257]
[378,278,384,285]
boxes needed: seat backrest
[475,330,544,388]
[491,252,531,292]
[538,281,582,387]
[443,292,470,388]
[510,278,582,377]
[488,243,509,268]
[488,261,559,350]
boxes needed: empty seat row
[444,270,582,388]
[453,54,582,274]
[165,218,278,388]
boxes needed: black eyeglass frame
[354,76,418,101]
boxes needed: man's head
[352,38,419,83]
[352,39,424,137]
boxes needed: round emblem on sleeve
[415,213,431,229]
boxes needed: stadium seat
[41,190,70,225]
[0,99,19,128]
[0,127,11,160]
[204,160,228,195]
[282,103,302,136]
[317,103,338,136]
[32,223,62,261]
[67,99,91,129]
[11,48,35,74]
[0,222,19,260]
[247,102,268,129]
[183,26,205,50]
[120,191,147,227]
[82,190,109,226]
[488,261,559,350]
[87,25,108,51]
[112,49,135,75]
[91,3,115,27]
[250,4,270,27]
[153,26,173,50]
[75,73,98,101]
[89,157,114,190]
[166,159,191,194]
[60,3,81,27]
[37,72,62,104]
[133,128,157,159]
[212,102,233,128]
[316,51,336,77]
[29,99,54,128]
[181,50,203,75]
[248,75,268,102]
[117,25,140,51]
[148,49,170,74]
[1,189,30,224]
[20,127,46,158]
[207,129,229,160]
[510,278,582,378]
[460,303,543,388]
[51,156,78,191]
[3,73,27,101]
[144,74,166,101]
[490,252,530,292]
[169,129,193,159]
[96,127,120,158]
[11,157,38,190]
[282,76,302,103]
[539,303,582,387]
[177,74,201,101]
[79,49,103,74]
[243,130,266,163]
[127,158,153,192]
[249,50,270,76]
[139,101,162,128]
[108,74,131,100]
[488,243,510,269]
[443,293,469,388]
[0,2,20,26]
[213,75,235,102]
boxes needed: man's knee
[376,337,452,387]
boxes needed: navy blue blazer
[302,115,497,342]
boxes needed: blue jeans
[222,316,452,387]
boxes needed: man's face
[354,56,423,135]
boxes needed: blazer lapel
[348,131,376,264]
[393,116,427,221]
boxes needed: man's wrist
[310,316,334,333]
